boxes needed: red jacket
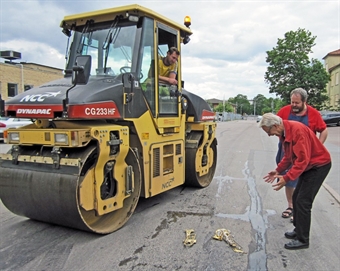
[276,120,331,182]
[277,104,326,133]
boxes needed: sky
[0,0,339,101]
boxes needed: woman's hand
[263,170,278,183]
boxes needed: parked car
[256,115,263,122]
[321,112,340,126]
[0,117,34,142]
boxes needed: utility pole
[17,63,25,92]
[223,95,225,122]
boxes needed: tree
[264,28,330,110]
[228,94,251,115]
[213,102,234,113]
[253,94,269,115]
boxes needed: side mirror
[72,55,91,85]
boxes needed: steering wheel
[120,66,144,80]
[120,66,131,73]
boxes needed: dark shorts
[285,178,298,188]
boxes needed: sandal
[290,216,294,223]
[282,207,293,218]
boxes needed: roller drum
[0,146,142,234]
[0,167,89,231]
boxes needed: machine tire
[185,133,217,188]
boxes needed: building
[206,98,223,109]
[0,51,64,101]
[323,49,340,110]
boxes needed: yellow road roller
[0,4,217,234]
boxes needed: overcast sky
[1,0,339,100]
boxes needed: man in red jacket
[276,88,328,222]
[260,113,331,250]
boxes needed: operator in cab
[158,47,180,85]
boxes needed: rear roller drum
[185,133,217,188]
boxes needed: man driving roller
[158,47,180,85]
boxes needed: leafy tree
[264,28,330,110]
[273,98,286,113]
[250,95,285,115]
[213,102,234,113]
[228,94,251,115]
[252,94,268,115]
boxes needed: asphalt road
[323,125,340,200]
[0,120,339,271]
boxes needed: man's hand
[167,78,177,85]
[159,76,178,85]
[272,176,286,191]
[263,170,278,183]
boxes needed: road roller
[0,4,217,234]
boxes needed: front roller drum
[0,147,141,234]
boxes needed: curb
[323,183,340,204]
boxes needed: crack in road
[215,160,276,271]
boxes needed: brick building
[0,61,64,100]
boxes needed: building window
[7,83,18,97]
[24,85,34,91]
[335,72,339,86]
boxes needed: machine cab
[61,5,192,133]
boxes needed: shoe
[284,231,297,239]
[282,208,293,218]
[284,239,309,250]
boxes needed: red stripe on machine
[68,101,121,118]
[201,109,216,121]
[6,104,62,118]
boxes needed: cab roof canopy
[60,4,192,37]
